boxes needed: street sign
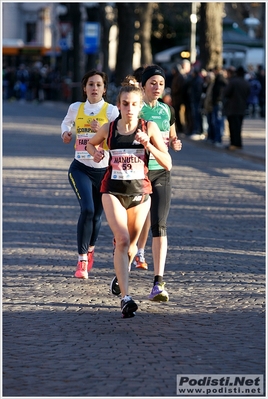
[84,22,100,54]
[59,22,72,50]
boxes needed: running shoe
[121,295,138,318]
[133,253,148,270]
[74,260,88,279]
[110,275,121,296]
[87,250,94,271]
[148,282,169,302]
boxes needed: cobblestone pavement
[2,101,265,398]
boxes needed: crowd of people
[3,63,66,102]
[169,61,265,150]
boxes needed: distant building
[2,3,67,68]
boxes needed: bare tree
[199,3,224,70]
[114,3,136,86]
[99,3,114,75]
[69,3,81,101]
[136,3,154,66]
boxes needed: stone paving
[2,101,265,398]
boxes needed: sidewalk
[178,116,266,165]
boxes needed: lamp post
[190,2,197,65]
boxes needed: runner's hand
[90,119,100,132]
[93,149,104,163]
[135,129,150,148]
[171,137,182,151]
[62,131,72,143]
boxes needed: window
[26,22,36,43]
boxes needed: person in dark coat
[170,65,185,133]
[171,60,192,134]
[211,66,228,146]
[256,65,265,118]
[223,66,250,150]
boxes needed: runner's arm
[86,123,109,163]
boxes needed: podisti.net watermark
[177,374,263,396]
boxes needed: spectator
[170,59,193,135]
[170,64,186,133]
[203,71,215,143]
[211,66,228,147]
[223,66,250,150]
[247,72,262,117]
[28,66,43,102]
[3,66,16,100]
[188,67,204,139]
[256,66,265,118]
[15,64,29,101]
[180,59,194,135]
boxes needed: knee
[81,206,94,220]
[114,234,130,251]
[151,223,167,237]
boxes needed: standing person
[180,59,193,135]
[170,64,185,133]
[61,69,119,279]
[256,65,265,118]
[223,66,250,150]
[188,66,204,138]
[203,71,215,143]
[86,83,172,317]
[246,72,262,117]
[211,66,228,147]
[111,65,182,302]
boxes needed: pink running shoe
[74,260,88,279]
[87,250,94,272]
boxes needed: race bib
[110,148,145,180]
[75,133,94,160]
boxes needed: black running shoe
[110,275,121,296]
[121,295,138,318]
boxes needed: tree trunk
[138,3,154,66]
[199,3,224,70]
[115,3,136,86]
[99,4,112,75]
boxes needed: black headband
[141,66,166,86]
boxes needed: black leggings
[227,114,244,147]
[68,159,107,254]
[148,169,171,237]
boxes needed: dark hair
[133,66,145,83]
[236,66,246,77]
[81,69,108,101]
[141,64,166,87]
